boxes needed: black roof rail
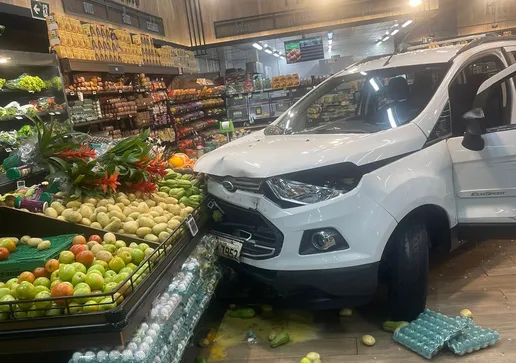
[456,33,516,56]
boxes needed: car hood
[194,123,426,178]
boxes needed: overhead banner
[285,37,324,64]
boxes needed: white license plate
[215,236,243,262]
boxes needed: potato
[361,335,376,346]
[20,235,31,245]
[57,216,66,221]
[66,200,82,209]
[137,216,155,228]
[107,204,122,213]
[172,216,183,222]
[79,205,93,219]
[158,231,170,242]
[90,222,102,229]
[50,202,65,215]
[179,210,189,219]
[158,202,168,210]
[123,207,136,216]
[152,223,168,235]
[136,227,152,238]
[128,193,136,201]
[115,202,125,210]
[123,221,139,234]
[154,216,169,224]
[144,234,159,242]
[184,207,194,213]
[44,207,58,218]
[37,240,51,250]
[108,210,126,222]
[104,217,122,232]
[84,198,98,206]
[97,212,110,228]
[80,218,91,226]
[137,203,150,214]
[27,238,42,247]
[165,197,178,205]
[128,212,140,220]
[90,213,97,222]
[105,197,115,205]
[125,217,134,222]
[130,201,139,207]
[97,199,109,207]
[95,206,107,213]
[149,211,160,218]
[156,192,169,199]
[167,219,181,230]
[168,204,181,215]
[63,209,81,223]
[166,228,172,234]
[120,199,130,206]
[144,200,156,208]
[118,229,125,234]
[150,206,164,215]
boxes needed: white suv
[195,34,516,320]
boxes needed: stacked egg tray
[69,234,222,363]
[393,309,500,359]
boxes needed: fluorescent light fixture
[252,43,263,50]
[280,55,286,59]
[328,32,333,39]
[264,48,273,54]
[409,0,422,7]
[328,46,332,52]
[0,57,11,64]
[369,78,380,91]
[360,71,368,76]
[391,29,399,36]
[393,23,399,28]
[348,67,358,73]
[273,51,280,57]
[402,20,413,27]
[385,31,390,35]
[383,36,390,41]
[376,39,383,44]
[328,39,333,45]
[387,108,398,128]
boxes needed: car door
[447,60,516,227]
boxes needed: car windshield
[266,63,451,135]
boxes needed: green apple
[0,295,14,313]
[58,264,76,282]
[34,291,52,309]
[27,305,44,318]
[129,242,138,249]
[103,282,118,293]
[92,260,108,269]
[71,272,87,286]
[99,297,116,310]
[45,304,63,316]
[115,240,126,249]
[50,270,60,282]
[138,243,150,252]
[82,300,100,313]
[103,244,117,254]
[73,282,90,291]
[108,257,125,273]
[5,278,18,288]
[114,272,129,284]
[72,262,87,274]
[34,285,50,295]
[68,302,82,314]
[9,283,19,298]
[87,265,105,276]
[104,270,117,280]
[16,281,36,300]
[0,288,11,299]
[73,287,91,304]
[126,262,138,270]
[59,251,75,264]
[85,273,104,291]
[14,310,27,319]
[0,282,5,289]
[34,277,50,288]
[119,267,133,276]
[131,248,145,265]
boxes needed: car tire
[387,219,429,321]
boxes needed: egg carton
[447,317,499,355]
[393,309,468,359]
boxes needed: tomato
[0,247,9,261]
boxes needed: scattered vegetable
[460,308,472,318]
[306,352,321,360]
[339,308,352,317]
[227,308,256,319]
[271,332,290,348]
[362,335,376,346]
[383,320,409,332]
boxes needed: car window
[428,101,451,143]
[449,55,511,136]
[265,64,450,135]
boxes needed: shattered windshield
[265,63,451,135]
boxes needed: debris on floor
[361,334,376,346]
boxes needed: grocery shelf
[169,101,225,116]
[168,94,225,105]
[60,58,181,75]
[0,169,47,195]
[177,122,219,140]
[0,109,66,123]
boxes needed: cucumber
[382,321,409,332]
[227,308,255,319]
[270,332,290,348]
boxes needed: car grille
[210,197,283,260]
[209,175,263,193]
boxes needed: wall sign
[284,36,324,64]
[62,0,165,36]
[31,0,50,20]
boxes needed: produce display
[0,232,156,320]
[69,234,221,363]
[100,97,137,119]
[169,98,224,115]
[168,86,225,103]
[271,74,300,89]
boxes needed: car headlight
[266,177,341,205]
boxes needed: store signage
[285,36,324,64]
[62,0,165,36]
[31,0,50,20]
[214,0,439,38]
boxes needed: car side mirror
[461,108,485,151]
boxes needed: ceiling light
[328,32,333,39]
[409,0,422,7]
[264,48,273,54]
[273,51,280,57]
[280,55,285,60]
[383,36,390,41]
[376,39,383,44]
[328,46,332,52]
[402,20,413,27]
[360,71,368,76]
[0,57,11,64]
[385,31,390,35]
[391,29,399,36]
[328,39,333,45]
[252,43,263,50]
[393,23,399,28]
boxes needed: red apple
[70,244,88,256]
[33,267,48,279]
[51,282,74,306]
[45,259,60,273]
[76,250,95,267]
[88,235,102,243]
[72,235,87,245]
[18,271,35,283]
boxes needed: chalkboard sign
[284,37,324,64]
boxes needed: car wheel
[387,219,429,321]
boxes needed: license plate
[215,236,243,262]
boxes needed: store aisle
[188,239,516,363]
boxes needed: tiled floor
[193,240,516,362]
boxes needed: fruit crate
[0,203,211,354]
[0,234,77,280]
